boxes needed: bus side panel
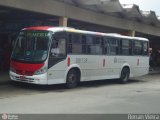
[70,55,120,82]
[47,55,149,85]
[47,59,67,84]
[108,56,149,78]
[130,56,149,77]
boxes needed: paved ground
[0,74,160,114]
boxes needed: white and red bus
[10,26,149,88]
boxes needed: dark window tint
[48,32,66,68]
[108,37,119,55]
[67,33,82,54]
[12,31,50,63]
[120,39,130,55]
[72,34,82,54]
[85,35,93,54]
[133,41,142,55]
[102,37,109,54]
[67,34,72,53]
[129,40,133,55]
[142,42,148,56]
[82,35,87,54]
[50,32,66,57]
[67,33,104,55]
[90,36,102,54]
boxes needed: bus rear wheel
[66,70,78,89]
[120,67,130,83]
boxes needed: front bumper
[9,71,48,85]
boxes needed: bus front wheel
[66,70,78,89]
[120,67,130,83]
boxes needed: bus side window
[48,32,67,68]
[82,35,87,54]
[73,33,82,54]
[67,34,72,53]
[101,37,105,55]
[133,41,142,55]
[103,37,109,54]
[67,33,82,54]
[91,36,102,55]
[50,32,66,57]
[86,35,93,54]
[142,42,148,56]
[129,40,133,55]
[108,37,119,55]
[120,39,130,55]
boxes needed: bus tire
[120,67,130,84]
[66,69,79,89]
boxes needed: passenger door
[47,32,67,84]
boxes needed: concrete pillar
[121,30,136,37]
[128,30,136,37]
[59,17,68,27]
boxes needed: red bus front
[10,28,51,84]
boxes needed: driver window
[50,33,66,57]
[51,40,59,56]
[58,38,66,55]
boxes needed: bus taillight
[68,57,70,67]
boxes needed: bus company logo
[2,113,8,120]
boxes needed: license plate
[19,75,26,80]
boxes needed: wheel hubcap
[122,69,128,81]
[68,74,76,84]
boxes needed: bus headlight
[34,66,47,75]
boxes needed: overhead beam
[0,0,160,36]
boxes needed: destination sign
[20,31,49,37]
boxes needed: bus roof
[22,26,149,41]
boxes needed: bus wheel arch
[66,67,81,88]
[120,66,130,84]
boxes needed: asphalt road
[0,74,160,114]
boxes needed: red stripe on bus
[24,26,53,30]
[11,60,44,75]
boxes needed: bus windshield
[11,30,51,63]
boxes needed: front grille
[15,70,34,76]
[25,71,34,76]
[15,76,34,83]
